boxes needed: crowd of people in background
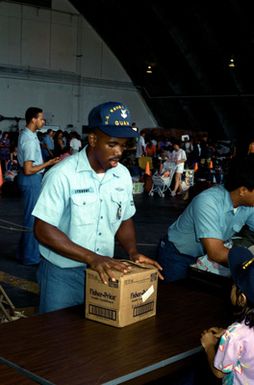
[0,128,84,180]
[120,128,237,198]
[0,123,247,201]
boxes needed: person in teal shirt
[17,107,59,265]
[157,156,254,282]
[32,101,163,313]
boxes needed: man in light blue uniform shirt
[32,101,163,313]
[157,156,254,282]
[17,107,59,265]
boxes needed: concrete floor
[0,188,186,314]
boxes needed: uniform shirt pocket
[70,194,97,225]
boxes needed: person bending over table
[157,155,254,282]
[32,101,163,313]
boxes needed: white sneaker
[171,191,176,197]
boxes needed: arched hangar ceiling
[18,0,254,142]
[70,0,254,143]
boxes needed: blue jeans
[157,237,197,282]
[17,172,42,265]
[37,258,86,313]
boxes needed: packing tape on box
[142,285,154,302]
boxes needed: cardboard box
[85,261,158,327]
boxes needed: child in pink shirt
[201,246,254,385]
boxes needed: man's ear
[88,132,97,147]
[239,186,248,197]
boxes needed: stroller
[149,161,176,197]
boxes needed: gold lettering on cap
[110,105,121,113]
[104,115,110,125]
[114,121,130,126]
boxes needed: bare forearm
[207,246,229,264]
[205,345,225,379]
[24,163,47,175]
[24,158,59,175]
[201,238,229,265]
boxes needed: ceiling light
[146,65,152,74]
[228,57,235,68]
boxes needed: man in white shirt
[170,139,187,196]
[135,130,146,158]
[69,131,82,154]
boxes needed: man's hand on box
[90,255,131,285]
[129,253,164,280]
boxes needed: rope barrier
[0,218,31,232]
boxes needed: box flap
[86,260,157,280]
[118,259,156,270]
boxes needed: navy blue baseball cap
[88,101,139,138]
[229,246,254,304]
